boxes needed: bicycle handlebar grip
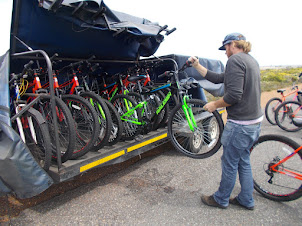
[50,53,59,61]
[158,25,168,33]
[166,27,176,36]
[70,61,83,68]
[91,63,99,72]
[22,60,34,74]
[87,55,96,62]
[158,71,170,79]
[190,83,198,89]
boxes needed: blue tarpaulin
[11,0,166,59]
[0,0,224,199]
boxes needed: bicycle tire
[250,134,302,201]
[80,92,112,150]
[36,95,75,163]
[168,99,223,159]
[275,100,302,132]
[13,108,52,171]
[110,94,142,140]
[62,94,100,159]
[151,89,170,130]
[264,97,282,125]
[101,98,123,146]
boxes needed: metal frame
[47,129,169,183]
[11,50,63,169]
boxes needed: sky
[0,0,301,67]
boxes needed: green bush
[205,66,302,101]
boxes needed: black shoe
[201,195,227,209]
[229,197,254,210]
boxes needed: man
[189,33,263,210]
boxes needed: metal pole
[12,50,62,170]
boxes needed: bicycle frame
[269,145,302,181]
[119,59,200,132]
[11,78,37,144]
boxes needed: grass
[205,66,302,102]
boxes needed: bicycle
[23,64,76,163]
[43,62,106,159]
[112,58,224,158]
[265,77,302,125]
[78,61,123,147]
[274,99,302,132]
[9,66,52,171]
[250,134,302,201]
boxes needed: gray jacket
[205,52,263,121]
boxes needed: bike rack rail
[11,50,63,169]
[47,128,169,183]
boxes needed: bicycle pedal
[134,134,144,141]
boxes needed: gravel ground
[1,118,302,225]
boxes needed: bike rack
[11,50,63,169]
[47,128,169,183]
[10,51,174,181]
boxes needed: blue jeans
[213,121,261,208]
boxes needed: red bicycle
[265,76,302,125]
[250,133,302,201]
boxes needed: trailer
[0,0,224,199]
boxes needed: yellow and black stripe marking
[80,133,168,172]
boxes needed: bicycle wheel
[168,99,223,159]
[275,100,302,132]
[13,108,52,171]
[62,94,100,159]
[250,134,302,201]
[111,94,142,140]
[80,92,112,150]
[264,97,282,125]
[101,98,123,146]
[128,91,160,133]
[151,89,170,130]
[36,96,75,163]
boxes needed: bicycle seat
[127,75,146,82]
[277,89,286,93]
[179,77,200,89]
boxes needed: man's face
[225,42,233,58]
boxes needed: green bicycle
[111,59,224,159]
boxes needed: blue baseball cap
[218,33,246,50]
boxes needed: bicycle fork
[15,104,37,144]
[182,96,197,132]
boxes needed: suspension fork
[181,96,197,131]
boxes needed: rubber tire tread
[80,92,112,150]
[62,94,100,159]
[101,98,123,146]
[168,99,223,159]
[36,95,75,163]
[16,110,52,171]
[274,100,302,132]
[265,97,282,125]
[250,134,302,201]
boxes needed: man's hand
[188,56,207,77]
[204,98,231,112]
[188,56,199,68]
[203,102,217,113]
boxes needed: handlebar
[158,71,173,79]
[22,60,34,75]
[166,27,176,36]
